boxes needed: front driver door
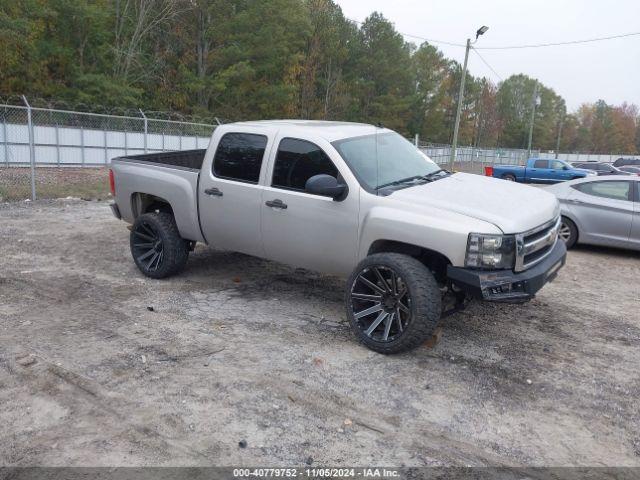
[550,160,573,182]
[261,136,359,276]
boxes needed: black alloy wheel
[350,265,411,343]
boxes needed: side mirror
[305,174,348,200]
[563,165,570,170]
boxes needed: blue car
[488,158,597,184]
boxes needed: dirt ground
[1,199,639,467]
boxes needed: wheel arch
[367,239,452,284]
[131,192,175,218]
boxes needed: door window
[272,138,338,192]
[573,181,631,201]
[550,160,565,170]
[212,133,268,183]
[533,160,548,168]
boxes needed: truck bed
[115,149,206,170]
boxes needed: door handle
[204,187,223,197]
[265,199,287,210]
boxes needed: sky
[334,0,640,112]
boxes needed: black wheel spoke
[352,293,383,302]
[140,222,155,237]
[134,242,154,248]
[365,311,388,336]
[398,300,410,314]
[354,303,383,320]
[390,272,398,295]
[146,252,159,270]
[137,249,155,262]
[395,306,403,333]
[357,274,386,295]
[373,267,390,292]
[382,313,393,341]
[133,231,154,242]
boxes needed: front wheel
[345,253,441,354]
[130,212,189,279]
[559,216,578,249]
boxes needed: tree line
[1,0,638,153]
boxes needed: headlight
[465,233,516,269]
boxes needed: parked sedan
[571,162,627,176]
[613,158,640,167]
[619,166,640,175]
[545,176,640,251]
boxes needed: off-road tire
[345,253,441,354]
[130,212,189,279]
[559,216,578,249]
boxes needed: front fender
[358,205,501,267]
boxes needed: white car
[546,176,640,251]
[110,120,565,353]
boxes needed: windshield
[332,131,441,191]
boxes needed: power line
[475,31,640,50]
[347,17,466,47]
[348,16,640,50]
[471,47,503,81]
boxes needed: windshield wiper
[376,170,449,190]
[376,175,426,189]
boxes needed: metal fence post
[103,128,108,164]
[80,126,85,166]
[139,109,148,153]
[55,124,61,166]
[2,115,8,167]
[22,96,37,201]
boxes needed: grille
[514,216,560,272]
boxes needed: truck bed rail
[115,149,206,171]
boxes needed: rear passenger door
[199,130,272,257]
[568,180,634,247]
[260,136,359,276]
[630,180,640,249]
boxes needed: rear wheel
[130,212,189,279]
[559,216,578,249]
[502,173,516,182]
[346,253,441,354]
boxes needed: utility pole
[527,81,539,158]
[449,26,489,171]
[555,116,564,159]
[449,39,471,171]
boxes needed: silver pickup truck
[109,120,566,353]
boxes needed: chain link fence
[3,99,639,202]
[418,142,538,175]
[0,98,215,202]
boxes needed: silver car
[546,176,640,250]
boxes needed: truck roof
[223,120,390,142]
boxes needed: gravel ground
[1,199,639,467]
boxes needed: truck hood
[388,172,559,233]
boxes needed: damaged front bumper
[446,240,566,302]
